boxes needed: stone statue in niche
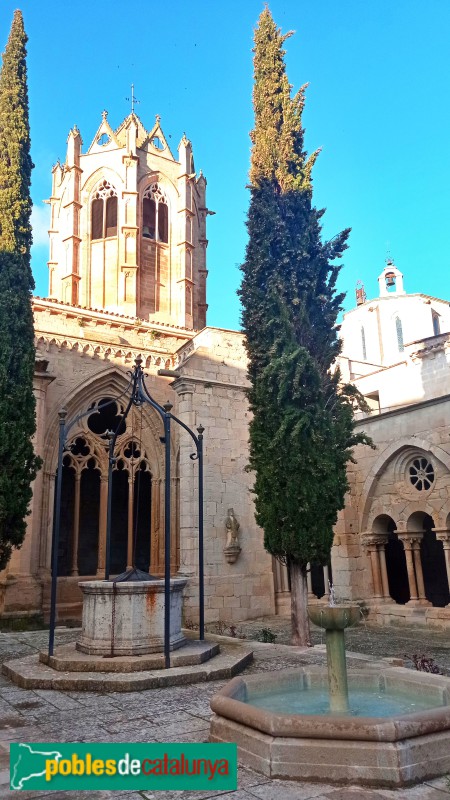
[224,508,241,564]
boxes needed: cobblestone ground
[0,624,449,799]
[232,616,450,674]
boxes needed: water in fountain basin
[246,683,444,717]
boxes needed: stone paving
[229,615,450,673]
[0,624,450,799]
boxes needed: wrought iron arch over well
[49,358,204,668]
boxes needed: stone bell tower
[47,110,210,329]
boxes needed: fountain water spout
[307,602,360,714]
[328,582,336,607]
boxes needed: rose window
[409,458,435,491]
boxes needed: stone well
[76,578,187,656]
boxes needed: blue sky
[2,1,450,330]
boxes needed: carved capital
[398,532,424,549]
[361,532,386,550]
[434,528,450,547]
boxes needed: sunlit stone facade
[1,113,450,632]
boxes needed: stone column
[434,529,450,607]
[150,478,161,574]
[11,358,54,578]
[273,557,290,594]
[38,471,54,577]
[323,564,330,599]
[362,535,383,599]
[377,540,390,600]
[170,475,179,572]
[306,563,315,600]
[96,476,108,576]
[170,378,197,579]
[411,535,431,605]
[70,472,81,576]
[398,535,419,604]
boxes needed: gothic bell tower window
[395,316,404,352]
[361,325,367,360]
[432,312,440,336]
[91,180,118,240]
[142,184,168,243]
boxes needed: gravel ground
[1,617,449,672]
[214,616,450,674]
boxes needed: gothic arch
[43,366,173,476]
[90,179,118,241]
[81,166,124,199]
[406,511,450,607]
[39,366,178,577]
[360,437,450,529]
[137,171,179,201]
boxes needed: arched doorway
[407,512,450,607]
[310,562,333,599]
[385,530,410,604]
[378,515,410,605]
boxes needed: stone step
[40,639,220,672]
[2,643,253,692]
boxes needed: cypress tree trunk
[0,11,40,571]
[290,562,310,647]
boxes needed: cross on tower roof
[126,84,140,114]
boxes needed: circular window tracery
[87,397,126,437]
[93,179,117,200]
[409,457,435,491]
[143,183,167,205]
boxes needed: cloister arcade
[273,559,333,613]
[363,511,450,608]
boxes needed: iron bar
[48,409,67,657]
[197,425,204,640]
[145,390,205,645]
[163,402,172,669]
[169,410,205,639]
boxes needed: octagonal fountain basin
[210,666,450,787]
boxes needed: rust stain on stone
[146,590,157,612]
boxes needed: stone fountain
[306,602,360,713]
[210,599,450,787]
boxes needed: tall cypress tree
[240,9,370,645]
[0,11,40,571]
